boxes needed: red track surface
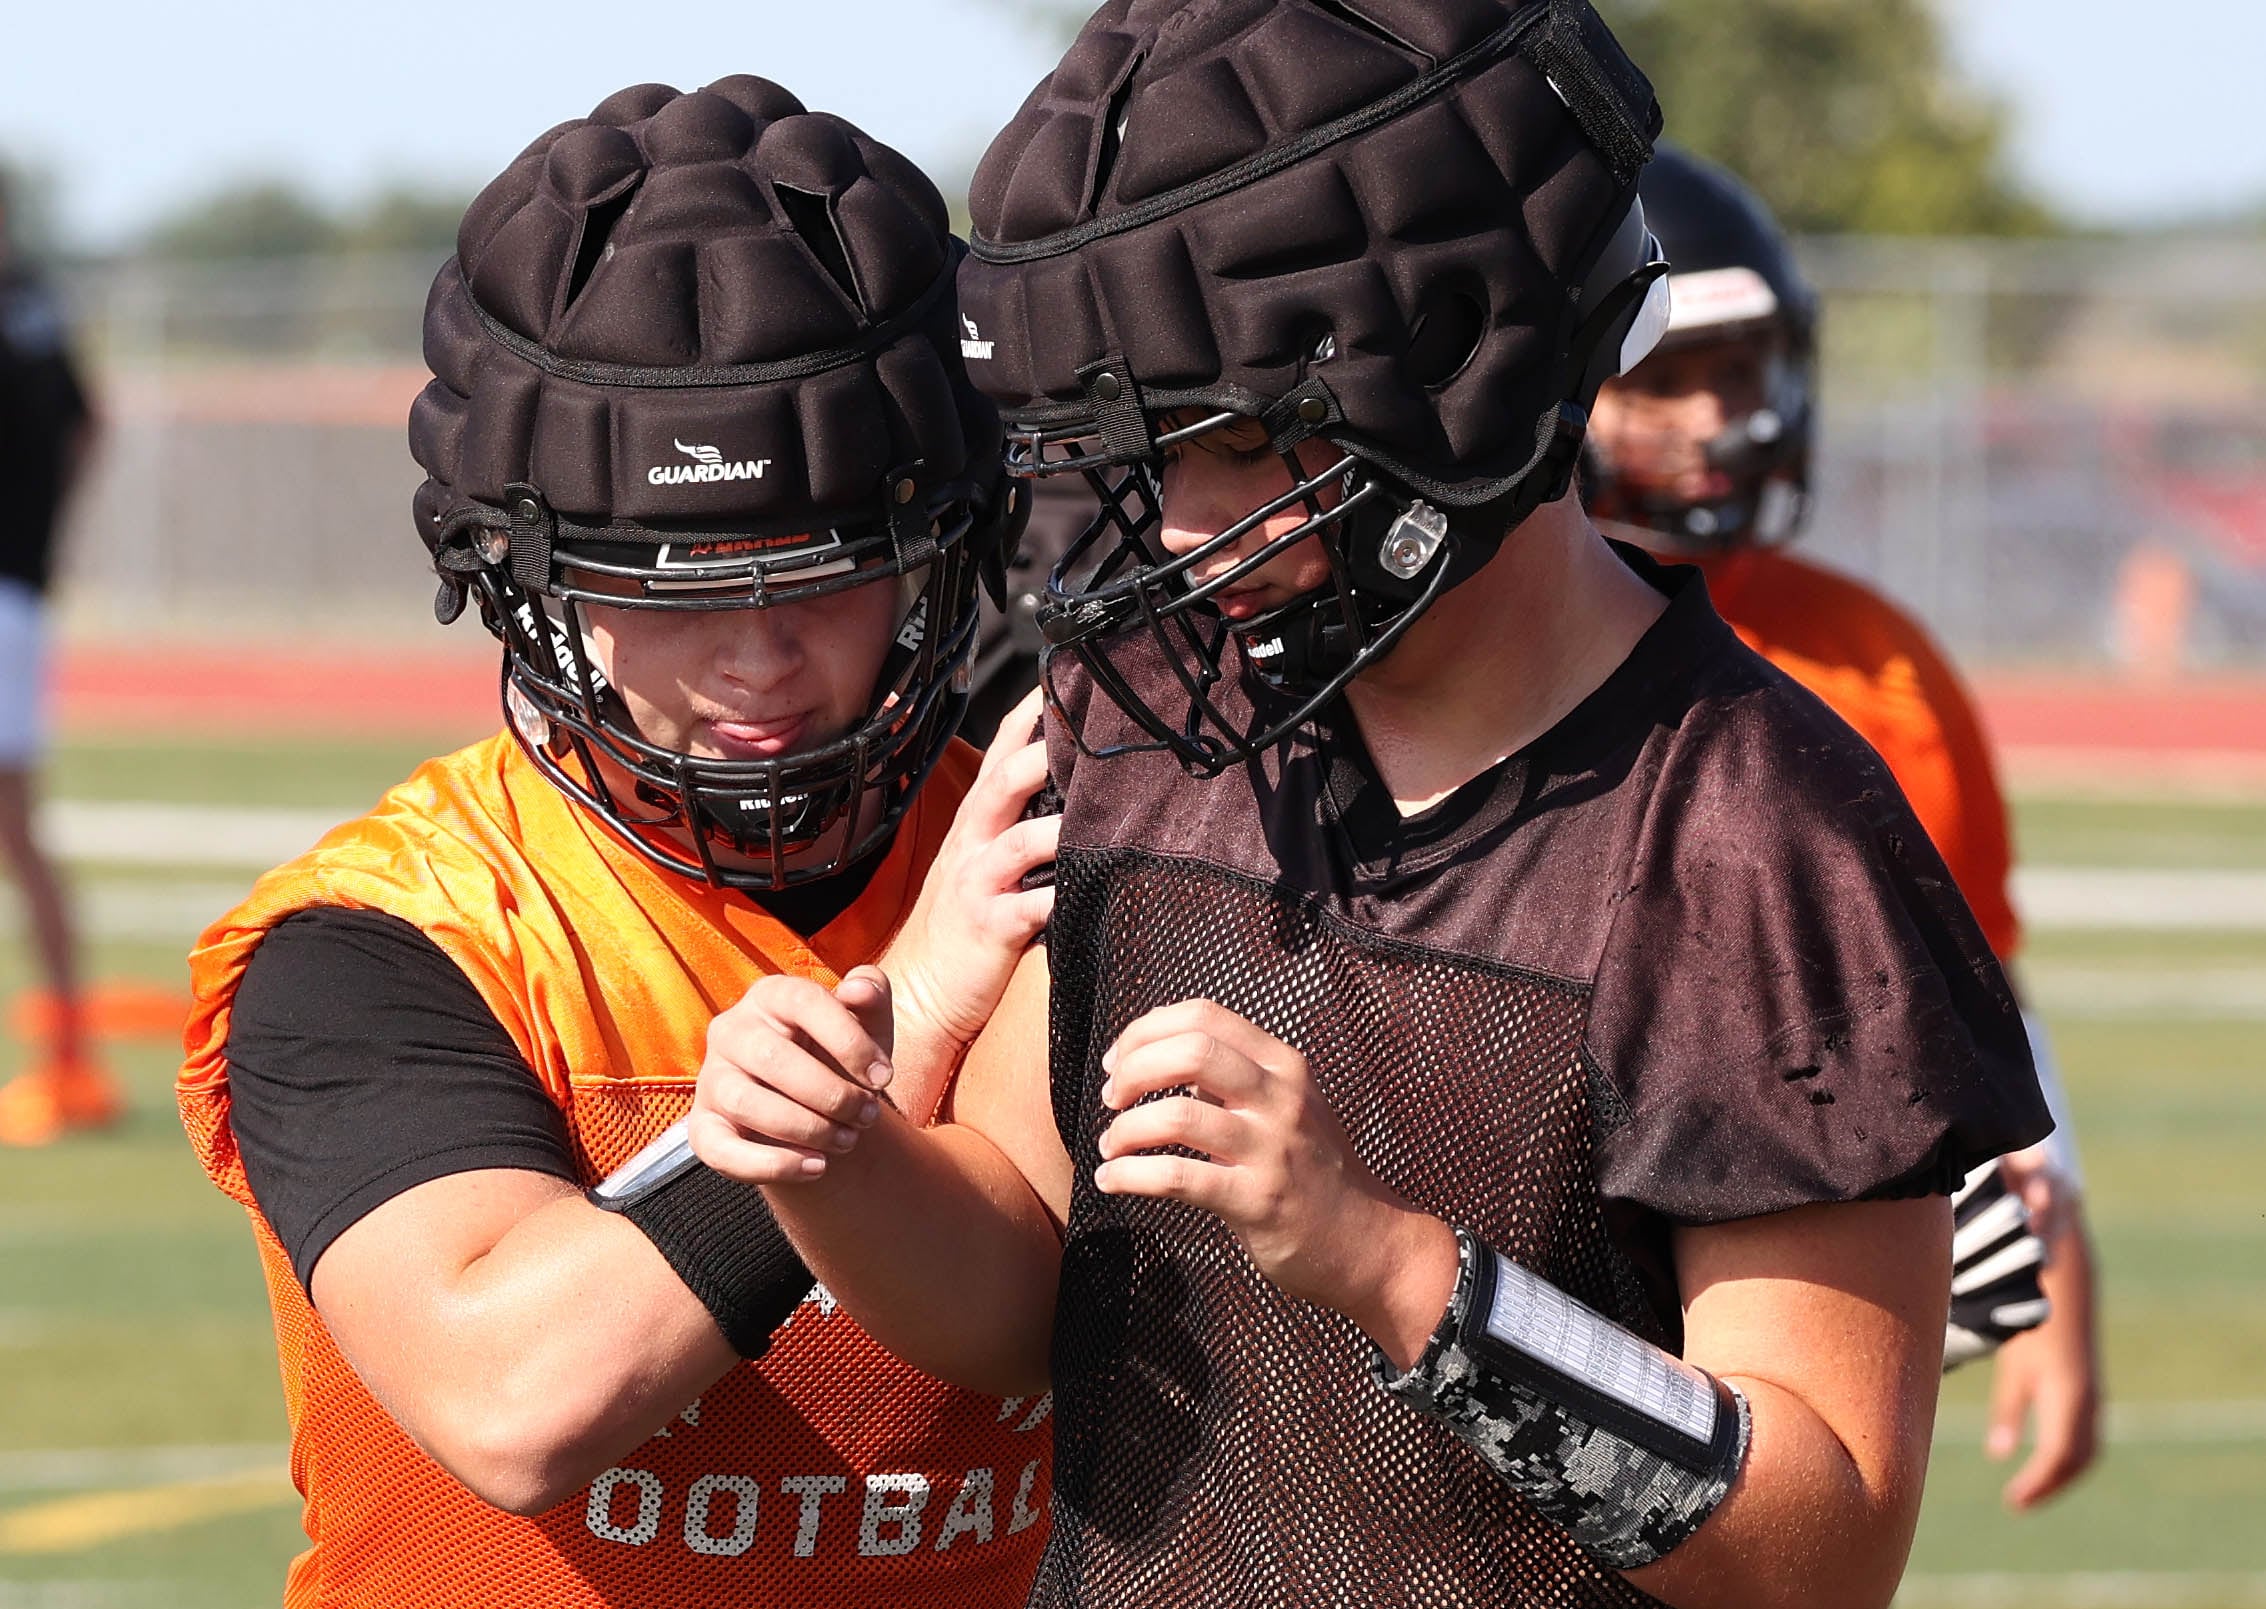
[1976,672,2266,756]
[58,643,500,742]
[50,646,2266,777]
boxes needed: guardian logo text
[650,440,773,486]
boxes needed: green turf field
[2,743,2261,1605]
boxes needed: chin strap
[1231,442,1561,702]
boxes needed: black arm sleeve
[226,907,577,1291]
[229,907,821,1358]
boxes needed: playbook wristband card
[1374,1226,1750,1568]
[590,1119,705,1211]
[1461,1237,1739,1474]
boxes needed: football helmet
[957,0,1669,774]
[1585,143,1819,550]
[409,78,1020,890]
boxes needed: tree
[138,179,473,263]
[144,180,337,261]
[995,0,2050,236]
[1595,0,2052,235]
[0,160,68,263]
[339,188,473,258]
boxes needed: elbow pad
[1372,1227,1749,1569]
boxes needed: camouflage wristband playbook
[1372,1225,1750,1568]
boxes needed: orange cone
[10,983,192,1043]
[0,1059,125,1146]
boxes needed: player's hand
[882,688,1058,1055]
[1984,1203,2103,1511]
[690,966,898,1185]
[1993,1145,2073,1255]
[1092,999,1454,1356]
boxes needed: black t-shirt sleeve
[226,907,576,1291]
[1585,683,2049,1226]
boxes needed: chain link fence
[1800,236,2266,671]
[46,237,2266,666]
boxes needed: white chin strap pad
[1617,266,1674,376]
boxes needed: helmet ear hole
[1405,286,1485,390]
[773,183,866,312]
[1089,54,1146,210]
[564,178,643,311]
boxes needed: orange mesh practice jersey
[1685,546,2021,961]
[179,733,1051,1609]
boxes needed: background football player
[177,79,1055,1608]
[692,4,2052,1606]
[1585,143,2101,1511]
[0,167,112,1145]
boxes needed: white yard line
[1935,1398,2266,1446]
[30,798,2266,927]
[0,1445,284,1495]
[2023,963,2266,1020]
[0,1586,157,1609]
[1897,1574,2266,1608]
[2015,867,2266,933]
[30,798,2266,930]
[0,881,259,944]
[39,802,348,869]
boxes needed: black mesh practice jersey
[1032,546,2048,1608]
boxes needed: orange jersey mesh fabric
[178,732,1052,1609]
[1685,546,2021,960]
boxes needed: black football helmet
[1585,143,1818,550]
[957,0,1671,776]
[409,78,1020,890]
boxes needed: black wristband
[609,1159,815,1360]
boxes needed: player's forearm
[869,964,974,1129]
[1625,1201,1948,1609]
[1369,1201,1944,1609]
[763,1110,1060,1396]
[374,1197,739,1513]
[1622,1372,1930,1609]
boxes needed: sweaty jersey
[1032,549,2045,1608]
[1686,545,2021,960]
[179,732,1051,1609]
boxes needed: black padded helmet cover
[958,0,1663,503]
[405,79,1012,890]
[411,75,1001,547]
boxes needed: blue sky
[1951,0,2266,225]
[3,0,2260,246]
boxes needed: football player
[177,80,1056,1608]
[1585,143,2100,1510]
[693,6,2050,1606]
[0,168,112,1145]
